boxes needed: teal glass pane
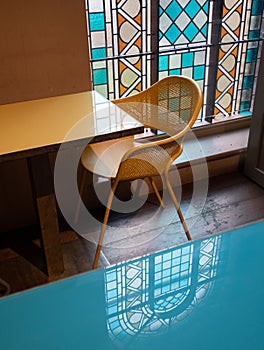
[246,48,258,63]
[184,22,198,41]
[167,1,182,21]
[166,24,181,43]
[182,52,194,67]
[201,23,207,37]
[252,0,264,15]
[240,101,250,111]
[194,65,205,80]
[249,30,261,39]
[92,48,107,60]
[185,0,200,19]
[239,110,252,117]
[243,75,254,89]
[170,69,181,75]
[93,69,107,85]
[202,2,209,14]
[159,56,169,71]
[89,13,105,31]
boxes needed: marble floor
[0,171,264,295]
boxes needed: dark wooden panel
[28,154,64,278]
[244,45,264,188]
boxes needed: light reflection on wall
[104,235,222,344]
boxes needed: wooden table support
[0,90,143,279]
[28,154,64,278]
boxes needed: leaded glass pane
[158,0,211,120]
[86,0,151,100]
[159,0,209,48]
[215,0,264,118]
[86,1,264,122]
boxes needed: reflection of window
[86,0,264,122]
[91,91,139,134]
[104,236,221,344]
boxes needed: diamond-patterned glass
[86,1,263,121]
[185,0,201,19]
[159,0,209,47]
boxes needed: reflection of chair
[79,75,203,269]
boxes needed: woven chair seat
[77,75,203,269]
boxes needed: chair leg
[148,177,165,208]
[93,179,119,269]
[74,168,87,224]
[164,173,192,241]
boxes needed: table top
[0,91,143,161]
[0,220,264,349]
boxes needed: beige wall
[0,0,91,104]
[0,0,92,232]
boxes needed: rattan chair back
[112,75,203,181]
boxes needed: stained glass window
[215,0,264,117]
[104,235,222,344]
[86,0,264,122]
[86,0,151,100]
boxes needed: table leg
[27,154,64,278]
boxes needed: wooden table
[0,220,263,349]
[0,91,143,278]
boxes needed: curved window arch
[104,235,222,344]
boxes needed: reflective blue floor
[0,220,264,349]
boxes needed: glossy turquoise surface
[0,220,264,350]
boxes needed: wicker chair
[80,75,203,269]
